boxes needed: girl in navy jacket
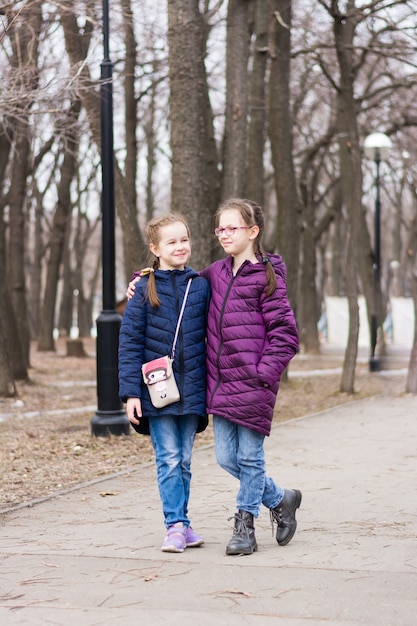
[119,214,210,553]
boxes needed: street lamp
[364,132,392,372]
[91,0,130,436]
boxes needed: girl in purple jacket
[199,198,300,555]
[127,199,301,556]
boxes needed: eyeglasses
[214,226,251,237]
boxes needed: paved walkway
[1,394,416,625]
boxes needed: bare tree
[3,1,43,373]
[144,69,157,222]
[27,135,56,338]
[121,0,138,215]
[73,214,101,338]
[221,0,251,199]
[0,114,23,391]
[167,0,221,269]
[330,0,364,391]
[299,164,339,354]
[0,131,16,394]
[38,98,82,351]
[268,0,301,311]
[405,183,417,392]
[246,0,268,205]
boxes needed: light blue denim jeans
[149,414,199,528]
[213,415,284,517]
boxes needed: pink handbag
[141,279,192,408]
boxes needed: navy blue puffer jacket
[118,267,210,420]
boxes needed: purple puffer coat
[200,254,299,436]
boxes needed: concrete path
[1,395,416,625]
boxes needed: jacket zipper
[172,273,185,414]
[209,273,236,406]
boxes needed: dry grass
[0,338,409,512]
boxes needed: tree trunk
[145,74,157,222]
[222,0,251,199]
[333,2,383,349]
[38,99,82,351]
[167,0,220,269]
[6,3,43,373]
[121,0,138,214]
[405,214,417,392]
[0,123,21,393]
[0,315,15,397]
[340,228,359,393]
[268,0,301,312]
[299,175,339,353]
[389,181,404,296]
[328,201,346,296]
[28,191,43,338]
[246,0,268,206]
[27,138,59,340]
[300,211,321,354]
[57,215,74,337]
[7,119,32,371]
[74,211,92,338]
[333,3,363,391]
[85,250,102,336]
[405,290,417,393]
[0,207,17,396]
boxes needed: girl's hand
[126,397,142,425]
[126,276,140,300]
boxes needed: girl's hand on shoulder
[126,276,140,300]
[126,397,142,424]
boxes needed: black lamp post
[91,0,130,436]
[364,132,392,372]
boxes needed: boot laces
[228,513,251,538]
[270,506,284,535]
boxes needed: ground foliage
[0,338,408,512]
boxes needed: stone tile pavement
[1,394,416,625]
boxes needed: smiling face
[216,208,259,259]
[149,221,191,270]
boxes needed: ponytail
[146,262,160,308]
[258,244,277,297]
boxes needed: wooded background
[1,0,417,397]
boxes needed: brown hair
[215,198,276,296]
[145,213,191,307]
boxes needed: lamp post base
[92,309,130,437]
[91,409,130,436]
[369,356,381,372]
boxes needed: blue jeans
[149,414,199,528]
[213,415,284,517]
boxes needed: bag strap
[171,278,192,360]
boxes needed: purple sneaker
[184,526,204,547]
[161,523,186,553]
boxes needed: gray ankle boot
[226,510,258,555]
[270,489,302,546]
